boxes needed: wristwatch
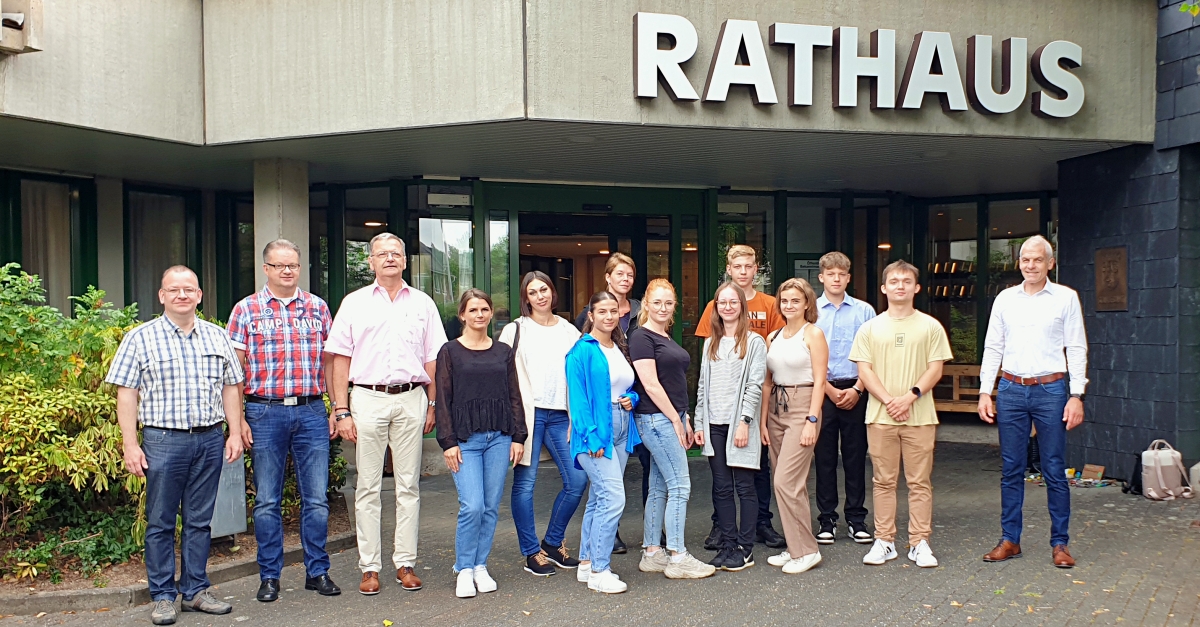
[851,386,862,395]
[741,415,753,425]
[334,410,352,422]
[911,386,922,398]
[806,415,818,423]
[428,400,437,408]
[1070,393,1085,401]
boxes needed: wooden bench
[933,364,996,414]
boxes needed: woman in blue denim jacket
[565,291,641,594]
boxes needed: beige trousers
[866,423,936,544]
[767,385,819,558]
[350,386,427,572]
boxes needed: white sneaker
[639,549,669,573]
[782,552,822,574]
[908,540,939,568]
[576,561,591,583]
[663,552,717,579]
[455,568,476,598]
[863,539,898,565]
[473,566,497,593]
[767,551,792,567]
[587,569,628,594]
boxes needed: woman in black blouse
[435,289,526,598]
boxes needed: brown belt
[354,382,422,395]
[1001,372,1066,386]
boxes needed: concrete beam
[252,158,309,291]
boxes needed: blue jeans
[576,404,630,573]
[996,377,1071,547]
[142,427,224,601]
[635,412,692,553]
[246,401,331,580]
[450,431,513,572]
[511,408,589,556]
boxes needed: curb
[0,531,357,616]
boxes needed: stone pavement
[5,443,1198,627]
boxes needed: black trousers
[711,442,773,527]
[815,380,869,527]
[708,425,759,549]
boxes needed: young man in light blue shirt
[813,252,877,545]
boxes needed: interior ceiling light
[1026,207,1034,211]
[878,244,892,250]
[599,249,610,254]
[364,221,384,227]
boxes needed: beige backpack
[1142,440,1195,501]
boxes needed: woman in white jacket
[498,271,584,577]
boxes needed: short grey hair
[369,232,405,255]
[1019,235,1055,259]
[262,239,302,262]
[160,265,198,287]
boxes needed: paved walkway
[6,443,1198,627]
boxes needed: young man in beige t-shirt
[849,260,952,569]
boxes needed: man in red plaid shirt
[227,239,341,602]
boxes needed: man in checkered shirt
[106,265,245,626]
[226,239,341,602]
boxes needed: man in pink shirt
[326,232,448,596]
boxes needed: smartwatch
[911,386,922,398]
[806,415,818,423]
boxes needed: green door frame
[481,181,708,343]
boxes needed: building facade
[0,0,1192,470]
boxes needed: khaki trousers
[866,423,936,544]
[767,385,819,558]
[350,386,427,572]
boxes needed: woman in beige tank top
[762,278,829,574]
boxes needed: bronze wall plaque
[1094,246,1127,312]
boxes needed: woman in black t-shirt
[628,279,716,579]
[435,289,526,598]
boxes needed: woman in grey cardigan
[694,282,768,572]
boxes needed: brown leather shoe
[396,566,423,591]
[359,572,380,595]
[1052,545,1075,568]
[983,540,1022,562]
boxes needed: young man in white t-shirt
[849,260,952,569]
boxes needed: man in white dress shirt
[977,235,1087,569]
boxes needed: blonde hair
[775,278,819,324]
[818,251,851,272]
[726,244,757,265]
[637,278,676,330]
[605,252,636,276]
[706,282,749,361]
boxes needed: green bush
[0,264,348,584]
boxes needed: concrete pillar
[253,159,309,291]
[95,177,124,307]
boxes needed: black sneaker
[847,522,874,544]
[703,522,721,551]
[816,523,836,545]
[724,545,754,572]
[541,540,580,568]
[612,532,628,555]
[708,547,731,569]
[523,551,557,577]
[756,524,787,549]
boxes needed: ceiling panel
[0,116,1126,197]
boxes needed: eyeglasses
[716,300,740,309]
[372,251,404,260]
[264,263,301,272]
[647,300,676,310]
[162,287,199,297]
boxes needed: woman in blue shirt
[565,291,640,594]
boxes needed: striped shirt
[227,287,333,398]
[105,315,244,429]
